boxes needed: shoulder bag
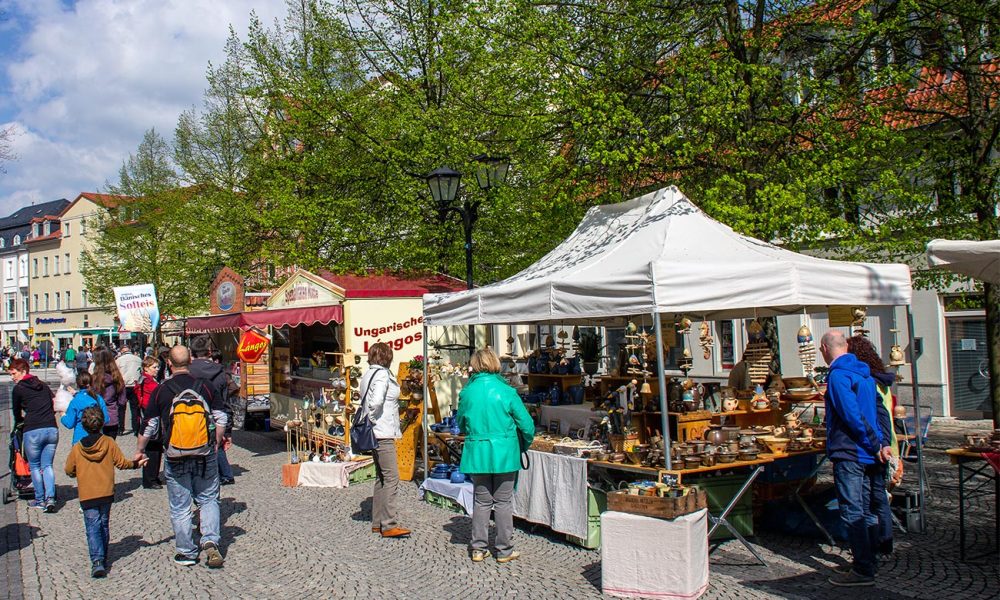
[350,370,383,453]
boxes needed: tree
[80,129,220,341]
[0,123,15,174]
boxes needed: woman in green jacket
[457,348,535,563]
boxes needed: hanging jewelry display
[744,320,772,385]
[698,321,714,359]
[797,324,816,377]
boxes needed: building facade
[26,193,118,352]
[0,199,71,351]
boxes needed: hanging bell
[797,324,813,344]
[748,320,765,342]
[889,344,905,366]
[640,380,652,395]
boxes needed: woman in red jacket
[136,356,162,489]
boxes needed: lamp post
[426,156,510,353]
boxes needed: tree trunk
[985,282,1000,427]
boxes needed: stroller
[3,425,34,504]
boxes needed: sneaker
[220,478,235,486]
[43,499,56,513]
[142,483,163,490]
[202,542,224,569]
[27,500,45,509]
[496,550,521,564]
[828,570,875,587]
[829,563,853,575]
[471,549,491,562]
[173,554,197,567]
[91,560,107,578]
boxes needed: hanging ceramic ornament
[572,326,580,342]
[747,319,765,342]
[699,321,714,360]
[676,317,692,334]
[743,341,772,385]
[888,328,906,366]
[797,324,816,377]
[626,321,638,335]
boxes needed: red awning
[186,305,344,333]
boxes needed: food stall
[419,186,921,560]
[187,268,465,484]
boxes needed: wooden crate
[607,488,707,520]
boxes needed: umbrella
[926,239,1000,284]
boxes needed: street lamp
[426,156,510,353]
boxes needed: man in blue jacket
[820,330,892,587]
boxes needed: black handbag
[350,371,382,453]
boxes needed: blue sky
[0,0,287,215]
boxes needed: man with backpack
[135,345,227,568]
[188,337,235,485]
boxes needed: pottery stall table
[428,432,465,466]
[946,448,1000,562]
[662,456,775,565]
[512,450,591,541]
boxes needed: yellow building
[26,193,119,352]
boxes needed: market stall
[420,186,922,553]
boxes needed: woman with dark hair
[360,342,408,538]
[9,357,59,511]
[90,348,126,439]
[847,334,897,556]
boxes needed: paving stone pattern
[1,374,998,599]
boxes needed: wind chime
[698,321,714,360]
[888,328,906,367]
[797,324,816,378]
[851,306,868,336]
[744,320,772,385]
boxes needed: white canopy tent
[420,186,926,526]
[926,238,1000,284]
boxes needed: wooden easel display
[394,362,439,481]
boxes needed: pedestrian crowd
[10,337,238,577]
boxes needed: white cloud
[0,0,289,214]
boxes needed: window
[32,258,38,277]
[12,235,20,245]
[65,253,70,273]
[54,255,60,275]
[22,296,28,319]
[43,257,48,276]
[43,221,50,235]
[4,259,12,281]
[18,256,26,277]
[0,238,4,248]
[55,293,61,310]
[719,320,736,370]
[81,220,86,235]
[63,222,70,237]
[4,294,15,321]
[44,293,49,311]
[65,291,70,310]
[32,294,38,312]
[82,290,88,307]
[32,223,39,237]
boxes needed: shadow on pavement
[106,534,172,569]
[0,522,41,558]
[350,497,373,523]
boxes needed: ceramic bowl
[683,456,702,470]
[716,451,737,464]
[760,436,789,454]
[738,450,759,461]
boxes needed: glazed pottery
[727,440,741,453]
[701,454,716,467]
[716,451,737,464]
[704,427,727,446]
[738,449,759,461]
[684,456,702,470]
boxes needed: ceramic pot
[727,440,741,453]
[704,427,727,446]
[701,454,716,467]
[684,456,702,470]
[738,450,759,461]
[722,426,740,441]
[717,451,737,464]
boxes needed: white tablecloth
[539,404,604,436]
[601,509,709,599]
[297,459,373,488]
[419,478,475,514]
[512,450,589,539]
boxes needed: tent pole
[422,326,429,483]
[653,313,672,470]
[905,305,927,531]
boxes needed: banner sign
[237,329,270,363]
[113,284,160,333]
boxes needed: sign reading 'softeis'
[237,329,270,363]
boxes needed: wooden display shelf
[588,460,663,478]
[663,456,775,484]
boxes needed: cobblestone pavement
[2,374,998,599]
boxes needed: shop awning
[186,304,344,333]
[50,328,121,337]
[926,238,1000,284]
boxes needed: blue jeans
[83,503,111,564]
[872,467,892,552]
[833,460,879,577]
[218,448,233,480]
[164,452,221,558]
[23,427,58,502]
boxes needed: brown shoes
[380,527,412,538]
[372,526,381,533]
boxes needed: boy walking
[65,406,146,578]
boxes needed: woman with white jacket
[359,342,409,538]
